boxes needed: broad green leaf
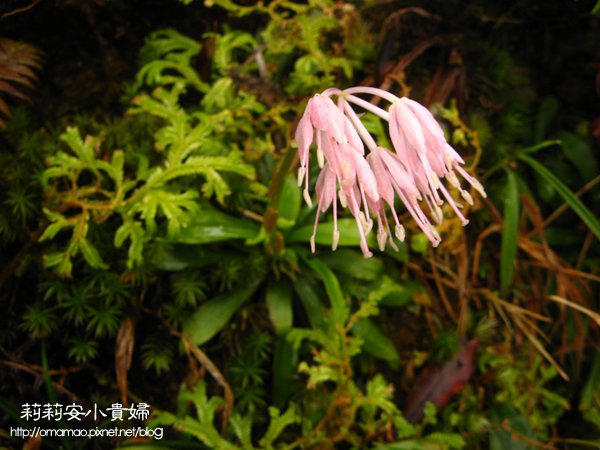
[173,207,260,244]
[352,318,400,370]
[266,280,293,334]
[384,242,409,262]
[150,244,239,271]
[320,248,384,281]
[520,154,600,241]
[293,276,327,330]
[272,337,297,409]
[500,170,519,295]
[558,131,597,182]
[287,218,378,249]
[183,281,261,345]
[299,249,348,326]
[277,175,301,229]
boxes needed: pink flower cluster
[295,86,486,258]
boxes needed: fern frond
[0,38,42,127]
[136,29,206,92]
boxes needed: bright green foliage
[481,347,570,442]
[41,83,256,275]
[153,381,300,449]
[136,29,206,91]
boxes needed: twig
[180,334,234,434]
[1,0,42,20]
[0,360,80,402]
[548,295,600,327]
[427,247,457,322]
[498,421,558,449]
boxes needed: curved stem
[339,98,377,151]
[343,86,401,104]
[344,94,390,121]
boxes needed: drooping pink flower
[295,86,486,258]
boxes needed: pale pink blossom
[295,86,486,258]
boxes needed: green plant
[0,38,41,127]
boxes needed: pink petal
[349,149,379,202]
[389,101,426,154]
[366,148,395,205]
[315,165,337,212]
[310,94,346,144]
[295,110,313,166]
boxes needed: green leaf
[272,336,297,409]
[369,276,420,308]
[78,238,108,270]
[229,414,253,450]
[579,350,600,416]
[293,276,328,330]
[277,175,301,229]
[114,220,145,268]
[173,205,260,244]
[209,31,256,74]
[60,127,96,166]
[516,139,560,156]
[352,318,400,370]
[519,153,600,241]
[136,28,206,91]
[266,280,293,334]
[201,77,235,110]
[490,403,535,450]
[39,212,72,242]
[109,149,125,188]
[500,170,519,295]
[259,405,299,448]
[320,248,384,281]
[557,131,597,182]
[183,281,261,345]
[299,248,348,326]
[287,218,378,249]
[44,251,73,277]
